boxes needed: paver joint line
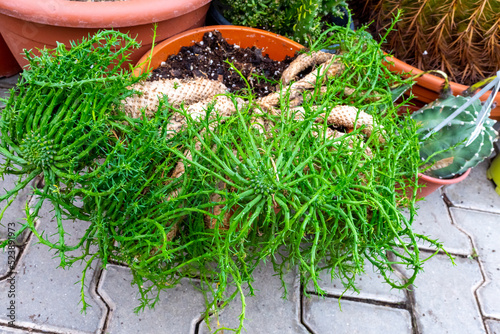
[305,290,408,310]
[90,262,111,334]
[447,204,492,332]
[299,284,315,334]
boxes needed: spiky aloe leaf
[412,95,498,178]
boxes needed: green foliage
[0,30,144,268]
[219,0,348,44]
[0,26,450,333]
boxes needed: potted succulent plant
[206,0,351,44]
[349,0,500,120]
[409,71,499,198]
[0,0,212,68]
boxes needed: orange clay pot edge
[384,54,500,120]
[419,168,471,185]
[0,0,212,28]
[134,25,304,77]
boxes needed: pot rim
[0,0,211,28]
[418,168,471,185]
[384,54,500,112]
[134,25,304,76]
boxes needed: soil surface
[149,30,298,98]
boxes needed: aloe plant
[411,73,499,178]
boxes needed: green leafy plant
[0,25,451,334]
[0,30,144,266]
[218,0,348,44]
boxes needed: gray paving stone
[0,75,19,89]
[199,260,308,334]
[486,319,500,334]
[0,325,33,333]
[302,295,412,334]
[98,264,206,334]
[405,190,472,255]
[451,208,500,319]
[0,201,106,333]
[396,253,485,334]
[445,160,500,214]
[306,261,406,304]
[0,247,19,278]
[0,157,36,244]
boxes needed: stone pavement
[0,75,500,334]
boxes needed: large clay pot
[0,0,212,68]
[385,55,500,121]
[134,25,303,76]
[0,32,20,77]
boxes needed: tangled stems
[0,26,453,333]
[0,30,144,268]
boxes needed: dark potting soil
[149,30,298,98]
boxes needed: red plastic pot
[0,0,212,69]
[385,55,500,121]
[134,25,303,76]
[0,33,21,77]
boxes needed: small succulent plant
[411,73,499,179]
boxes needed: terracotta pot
[414,169,471,199]
[384,55,500,121]
[0,32,21,77]
[134,25,303,76]
[0,0,212,69]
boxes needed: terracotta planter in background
[134,25,303,76]
[0,0,212,69]
[0,33,21,77]
[385,55,500,121]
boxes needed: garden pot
[487,154,500,196]
[0,33,21,77]
[384,55,500,121]
[397,104,472,199]
[134,25,303,76]
[0,0,212,69]
[414,169,471,199]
